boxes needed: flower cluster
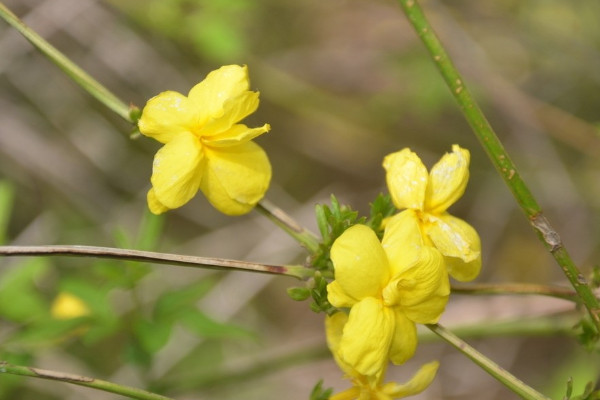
[326,145,481,398]
[138,65,271,216]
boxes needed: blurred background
[1,0,600,398]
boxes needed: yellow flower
[327,221,449,376]
[51,292,90,320]
[383,145,481,282]
[138,65,271,216]
[326,312,439,400]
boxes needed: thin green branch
[426,323,552,400]
[396,0,600,333]
[0,245,313,280]
[0,361,173,400]
[0,2,133,123]
[451,282,586,302]
[256,199,320,255]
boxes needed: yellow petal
[207,123,271,147]
[138,91,198,144]
[325,312,357,378]
[424,145,470,214]
[339,297,394,376]
[330,225,390,304]
[51,293,90,320]
[382,210,424,277]
[147,188,171,215]
[432,214,482,281]
[330,388,361,400]
[388,309,417,365]
[383,149,428,211]
[151,132,204,210]
[426,213,480,263]
[200,91,261,137]
[188,65,250,123]
[389,246,447,308]
[382,361,439,398]
[328,280,361,308]
[200,141,271,215]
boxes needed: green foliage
[564,378,600,400]
[0,180,15,245]
[365,193,397,239]
[574,316,600,352]
[309,379,333,400]
[0,259,49,323]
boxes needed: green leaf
[310,379,333,400]
[178,308,253,340]
[0,258,49,322]
[154,278,216,321]
[0,180,15,245]
[133,317,173,354]
[287,287,311,301]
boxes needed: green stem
[256,199,320,255]
[451,282,585,302]
[396,0,600,333]
[0,2,133,123]
[426,323,552,400]
[0,245,314,280]
[0,361,172,400]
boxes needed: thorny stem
[426,324,552,400]
[0,245,314,280]
[0,361,173,400]
[396,0,600,333]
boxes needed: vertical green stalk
[0,3,133,123]
[396,0,600,332]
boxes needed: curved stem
[0,245,313,280]
[0,361,172,400]
[451,282,586,302]
[0,2,133,123]
[426,323,552,400]
[396,0,600,333]
[256,199,320,255]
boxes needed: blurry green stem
[397,0,600,332]
[0,245,313,280]
[0,2,133,123]
[426,324,552,400]
[256,199,320,254]
[0,361,172,400]
[451,282,587,302]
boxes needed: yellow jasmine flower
[138,64,271,216]
[383,145,481,282]
[327,220,449,376]
[326,312,439,400]
[51,292,90,320]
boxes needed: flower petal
[330,225,390,304]
[388,309,417,365]
[339,297,394,376]
[147,188,171,215]
[383,148,428,211]
[151,132,203,210]
[424,145,470,214]
[200,91,261,137]
[382,361,439,398]
[188,65,250,123]
[432,214,481,281]
[207,123,271,147]
[325,312,357,378]
[426,213,480,264]
[138,91,198,144]
[200,141,271,215]
[382,210,425,277]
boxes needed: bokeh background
[1,0,600,399]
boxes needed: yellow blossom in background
[327,221,449,377]
[138,65,271,216]
[326,312,439,400]
[383,145,481,282]
[51,292,90,320]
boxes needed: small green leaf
[178,308,253,340]
[287,287,311,301]
[0,258,49,322]
[310,379,333,400]
[154,278,216,321]
[133,317,173,354]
